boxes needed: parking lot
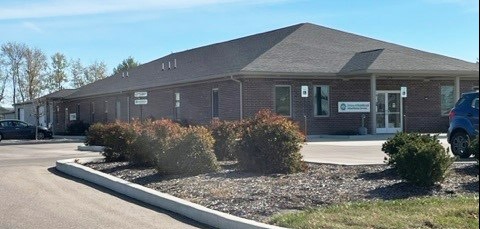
[301,136,452,165]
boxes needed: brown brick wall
[55,80,240,132]
[54,77,478,134]
[242,78,479,135]
[243,78,372,135]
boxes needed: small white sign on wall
[401,87,407,98]
[338,102,371,113]
[69,113,77,121]
[301,85,308,97]
[134,91,148,97]
[134,99,148,105]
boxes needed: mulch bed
[84,161,479,223]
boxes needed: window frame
[116,100,121,120]
[274,85,292,117]
[440,85,455,116]
[313,85,330,117]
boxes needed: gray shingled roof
[42,89,78,99]
[0,106,14,114]
[66,23,478,99]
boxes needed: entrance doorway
[376,91,402,133]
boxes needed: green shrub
[391,137,454,187]
[67,120,90,135]
[382,132,437,165]
[210,120,242,161]
[85,123,107,146]
[128,119,182,165]
[101,122,136,162]
[237,109,306,174]
[158,126,219,175]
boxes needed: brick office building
[40,23,478,135]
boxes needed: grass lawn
[270,195,479,229]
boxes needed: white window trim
[274,85,292,117]
[313,85,330,117]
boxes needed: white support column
[454,76,461,102]
[370,75,377,134]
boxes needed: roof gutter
[230,75,243,120]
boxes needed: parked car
[447,91,479,158]
[0,119,53,142]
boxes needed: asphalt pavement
[0,143,209,229]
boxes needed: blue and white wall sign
[338,102,370,113]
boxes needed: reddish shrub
[238,110,307,174]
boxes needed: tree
[1,42,27,104]
[70,58,85,88]
[113,56,140,75]
[20,47,48,102]
[0,66,7,104]
[83,61,108,85]
[47,52,68,92]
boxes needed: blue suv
[447,91,479,158]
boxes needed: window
[212,89,219,118]
[116,100,121,120]
[174,92,180,120]
[55,106,59,124]
[472,97,479,109]
[275,85,291,116]
[314,85,330,116]
[104,101,108,122]
[441,86,454,116]
[77,104,80,120]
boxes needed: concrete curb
[56,157,286,229]
[77,145,104,152]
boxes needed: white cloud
[425,0,479,12]
[22,21,43,33]
[0,0,285,20]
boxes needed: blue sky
[0,0,478,106]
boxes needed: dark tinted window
[212,89,219,118]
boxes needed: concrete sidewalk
[302,133,449,165]
[307,133,447,142]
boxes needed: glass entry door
[376,91,402,134]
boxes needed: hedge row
[382,133,454,187]
[85,109,307,175]
[85,119,219,176]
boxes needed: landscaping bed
[84,161,479,223]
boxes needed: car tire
[37,132,45,140]
[450,131,471,158]
[0,133,3,142]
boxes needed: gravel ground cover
[84,161,479,223]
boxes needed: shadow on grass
[47,167,213,229]
[367,182,435,200]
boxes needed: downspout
[230,76,243,120]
